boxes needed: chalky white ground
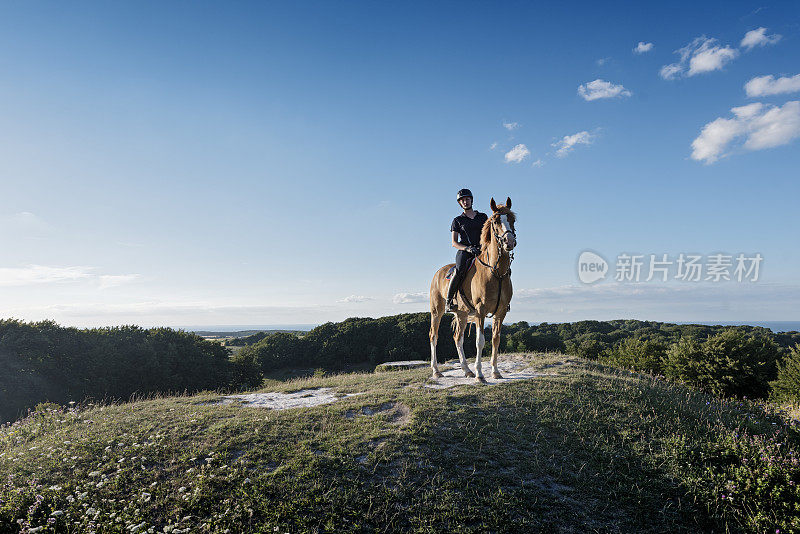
[209,357,564,410]
[209,388,365,410]
[425,358,560,390]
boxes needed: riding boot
[445,269,465,312]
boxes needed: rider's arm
[451,231,469,251]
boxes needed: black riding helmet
[456,188,473,202]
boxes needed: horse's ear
[506,197,512,209]
[490,197,498,212]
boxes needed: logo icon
[578,251,608,284]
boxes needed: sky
[1,1,799,328]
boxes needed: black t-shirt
[450,211,488,247]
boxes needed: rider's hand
[466,245,481,256]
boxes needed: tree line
[0,320,261,425]
[3,315,800,424]
[234,316,800,403]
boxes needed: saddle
[444,257,475,280]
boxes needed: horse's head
[486,197,517,252]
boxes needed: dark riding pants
[447,250,475,303]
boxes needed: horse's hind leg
[429,310,443,379]
[453,313,475,378]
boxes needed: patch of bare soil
[426,356,560,389]
[205,388,365,410]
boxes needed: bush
[770,344,800,403]
[602,337,666,374]
[665,330,780,399]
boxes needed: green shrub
[242,332,311,371]
[601,337,666,374]
[664,337,705,386]
[770,344,800,403]
[665,330,780,398]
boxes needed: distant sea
[182,324,317,333]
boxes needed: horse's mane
[480,208,516,249]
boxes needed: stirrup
[445,299,456,313]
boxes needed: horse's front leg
[474,317,486,382]
[430,310,443,379]
[491,318,503,379]
[453,314,474,378]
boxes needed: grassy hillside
[2,353,799,533]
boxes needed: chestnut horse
[429,197,516,381]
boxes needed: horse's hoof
[432,371,443,379]
[476,376,487,384]
[464,370,476,378]
[492,371,504,379]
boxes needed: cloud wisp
[660,36,739,80]
[392,292,427,304]
[553,131,596,158]
[745,74,800,97]
[0,265,93,286]
[741,27,781,50]
[691,101,800,164]
[504,144,531,163]
[0,264,141,288]
[503,122,520,131]
[578,79,632,101]
[338,295,374,303]
[633,42,654,54]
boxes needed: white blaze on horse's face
[498,215,516,251]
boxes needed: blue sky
[1,1,799,327]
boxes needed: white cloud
[659,63,683,80]
[0,265,94,286]
[553,131,595,157]
[0,211,53,238]
[531,159,544,168]
[578,79,632,101]
[489,142,498,150]
[741,27,781,50]
[0,264,143,289]
[633,42,653,54]
[98,274,141,290]
[745,74,800,97]
[392,292,427,304]
[687,39,738,76]
[596,57,610,66]
[504,144,530,163]
[660,37,739,79]
[691,100,800,163]
[338,295,373,303]
[503,122,520,131]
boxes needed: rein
[473,228,515,318]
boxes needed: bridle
[474,217,516,317]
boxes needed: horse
[428,197,517,382]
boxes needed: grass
[1,353,799,533]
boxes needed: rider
[446,188,488,312]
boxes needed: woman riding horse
[430,191,517,382]
[446,188,488,312]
